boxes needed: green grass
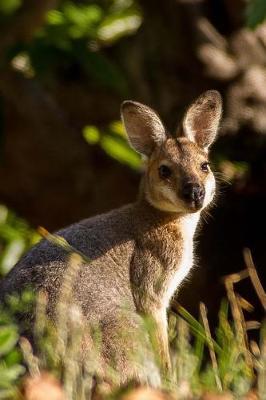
[0,205,265,399]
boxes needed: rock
[22,372,66,400]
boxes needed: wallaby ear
[182,90,222,150]
[121,101,166,156]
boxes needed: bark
[0,68,137,229]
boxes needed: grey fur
[0,91,222,386]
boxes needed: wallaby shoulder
[0,91,222,386]
[0,203,137,301]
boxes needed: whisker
[213,172,232,186]
[201,208,215,224]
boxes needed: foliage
[173,302,254,396]
[5,0,142,95]
[83,121,141,170]
[0,0,265,397]
[246,0,266,28]
[0,210,37,398]
[0,0,21,16]
[0,301,27,399]
[0,211,265,399]
[0,322,24,399]
[2,0,263,180]
[0,205,39,277]
[1,0,144,174]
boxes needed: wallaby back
[0,90,222,386]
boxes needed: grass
[0,205,265,399]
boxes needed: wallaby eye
[159,165,172,179]
[201,162,210,172]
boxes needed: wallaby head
[121,90,222,214]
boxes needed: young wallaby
[0,90,222,387]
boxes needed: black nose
[182,182,205,206]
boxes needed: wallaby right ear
[182,90,222,150]
[121,101,166,156]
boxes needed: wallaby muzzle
[182,181,205,210]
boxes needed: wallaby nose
[182,182,205,207]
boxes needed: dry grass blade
[175,317,193,399]
[20,337,40,378]
[200,302,222,392]
[245,321,261,331]
[38,227,91,263]
[34,291,48,343]
[250,340,260,358]
[222,269,249,284]
[237,296,254,313]
[224,280,254,376]
[258,326,266,399]
[55,253,83,359]
[243,248,266,311]
[236,293,255,370]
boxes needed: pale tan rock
[201,392,233,400]
[243,390,258,400]
[121,387,171,400]
[22,372,66,400]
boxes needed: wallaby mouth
[187,198,204,212]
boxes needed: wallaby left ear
[121,100,166,156]
[182,90,222,150]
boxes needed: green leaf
[178,305,222,353]
[78,50,128,94]
[0,363,25,388]
[0,0,21,16]
[0,238,25,275]
[4,349,21,367]
[246,0,266,28]
[0,327,18,357]
[46,10,65,26]
[109,121,126,137]
[101,134,141,170]
[83,126,100,144]
[5,290,35,315]
[193,327,205,374]
[98,10,142,43]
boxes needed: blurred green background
[0,0,266,319]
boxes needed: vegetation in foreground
[0,205,265,400]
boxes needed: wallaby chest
[163,213,199,306]
[131,207,200,311]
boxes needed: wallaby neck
[131,189,200,313]
[134,192,200,251]
[135,180,192,227]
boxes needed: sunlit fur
[144,137,216,214]
[0,92,222,388]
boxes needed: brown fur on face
[144,137,215,213]
[122,91,222,215]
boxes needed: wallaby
[0,90,222,387]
